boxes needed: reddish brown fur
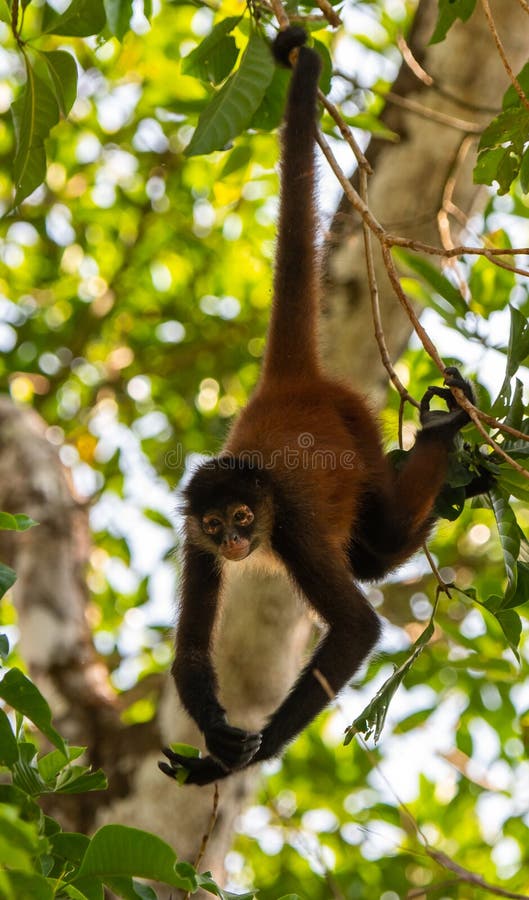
[160,29,474,788]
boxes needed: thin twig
[316,126,529,478]
[315,130,384,235]
[313,0,341,27]
[383,90,483,133]
[358,168,419,406]
[396,32,433,86]
[318,90,372,173]
[266,791,347,900]
[407,878,461,898]
[184,784,220,900]
[515,0,529,14]
[386,234,529,278]
[437,136,474,253]
[477,410,529,443]
[334,71,485,132]
[357,736,529,900]
[380,242,445,371]
[269,0,289,28]
[480,0,529,112]
[423,546,453,598]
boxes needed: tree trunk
[1,0,528,893]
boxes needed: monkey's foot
[420,366,474,435]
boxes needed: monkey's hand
[158,749,230,786]
[202,712,262,770]
[420,367,474,438]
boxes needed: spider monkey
[159,27,480,786]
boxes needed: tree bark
[1,0,528,893]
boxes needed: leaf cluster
[0,632,254,900]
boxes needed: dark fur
[159,29,480,787]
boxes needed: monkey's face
[200,502,257,561]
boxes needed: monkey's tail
[261,27,322,381]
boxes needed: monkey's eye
[203,516,222,534]
[233,506,254,527]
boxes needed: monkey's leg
[247,522,382,762]
[172,544,261,769]
[349,369,476,579]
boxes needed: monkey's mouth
[221,539,251,561]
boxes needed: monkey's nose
[221,534,250,561]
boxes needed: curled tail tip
[272,25,308,67]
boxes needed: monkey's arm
[170,544,261,770]
[349,368,481,580]
[251,523,381,761]
[160,525,381,785]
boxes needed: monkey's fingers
[443,366,475,404]
[205,721,262,769]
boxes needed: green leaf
[502,561,529,610]
[0,513,38,531]
[496,149,520,195]
[0,709,18,766]
[494,307,529,414]
[474,147,506,187]
[0,633,9,659]
[430,0,477,44]
[394,248,467,316]
[496,463,529,504]
[468,250,515,317]
[51,832,90,864]
[12,744,48,796]
[312,38,332,94]
[40,50,78,116]
[167,742,200,757]
[186,31,274,157]
[105,877,158,900]
[503,62,529,110]
[489,488,520,603]
[393,707,436,734]
[75,824,197,890]
[346,606,437,743]
[250,64,289,131]
[3,871,53,900]
[65,878,104,900]
[182,16,241,85]
[0,1,10,24]
[0,669,66,756]
[54,767,107,794]
[506,378,524,430]
[12,59,59,206]
[104,0,133,40]
[42,0,106,36]
[506,306,529,379]
[520,145,529,194]
[38,746,84,781]
[474,106,529,194]
[0,563,16,599]
[478,108,529,152]
[219,143,252,179]
[493,608,522,659]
